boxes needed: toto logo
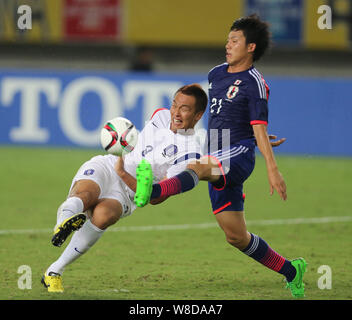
[0,75,198,147]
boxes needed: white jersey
[70,108,202,218]
[124,108,202,181]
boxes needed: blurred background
[0,0,351,156]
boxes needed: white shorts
[69,155,136,219]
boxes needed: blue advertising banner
[0,69,351,156]
[246,0,303,45]
[0,69,207,148]
[267,76,352,157]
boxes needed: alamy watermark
[317,265,332,290]
[15,263,332,291]
[317,5,332,30]
[15,4,333,31]
[17,5,32,30]
[17,265,32,290]
[14,4,334,32]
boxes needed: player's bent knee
[103,209,120,226]
[91,203,122,229]
[69,180,101,210]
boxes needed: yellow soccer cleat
[41,272,64,293]
[52,213,86,247]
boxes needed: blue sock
[242,233,296,282]
[151,169,199,199]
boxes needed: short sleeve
[149,108,170,129]
[247,73,269,125]
[249,99,268,125]
[150,108,168,120]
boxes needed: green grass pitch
[0,146,351,300]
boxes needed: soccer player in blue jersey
[134,14,307,298]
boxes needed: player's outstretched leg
[134,159,153,207]
[134,159,202,208]
[286,257,307,298]
[52,213,86,247]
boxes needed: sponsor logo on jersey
[162,144,178,157]
[83,169,95,176]
[142,145,153,157]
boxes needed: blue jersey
[207,63,269,150]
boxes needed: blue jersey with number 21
[207,63,269,150]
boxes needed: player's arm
[115,157,168,205]
[115,157,137,191]
[252,124,287,201]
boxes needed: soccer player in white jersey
[41,84,207,292]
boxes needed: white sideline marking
[0,216,351,235]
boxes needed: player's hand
[268,134,286,148]
[268,168,287,201]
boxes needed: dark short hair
[230,14,271,62]
[175,84,208,114]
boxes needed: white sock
[47,220,105,275]
[56,196,84,228]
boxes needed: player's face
[170,92,202,133]
[225,30,254,66]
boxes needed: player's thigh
[68,156,114,210]
[69,179,101,211]
[215,210,250,248]
[90,198,123,230]
[187,156,222,183]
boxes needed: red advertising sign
[64,0,120,41]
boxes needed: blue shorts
[208,141,256,214]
